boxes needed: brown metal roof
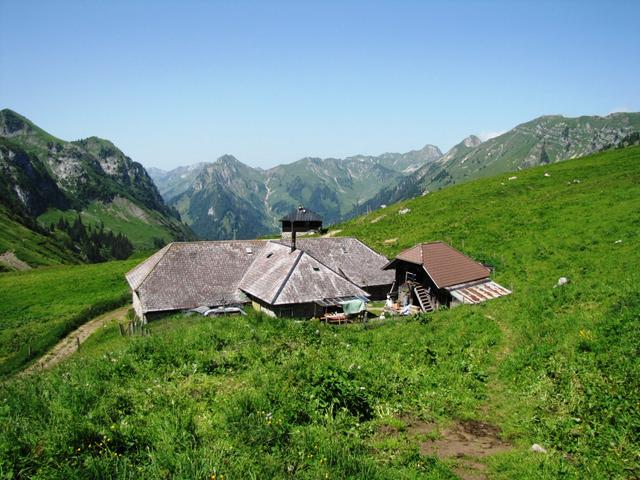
[387,242,490,288]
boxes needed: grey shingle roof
[237,242,301,304]
[126,240,266,313]
[238,242,367,305]
[282,237,394,287]
[125,243,172,290]
[126,236,392,315]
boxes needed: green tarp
[340,299,366,315]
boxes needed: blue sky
[1,0,638,170]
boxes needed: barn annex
[383,241,511,312]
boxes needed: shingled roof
[289,237,394,287]
[238,242,367,305]
[127,236,393,316]
[125,240,266,313]
[280,206,322,223]
[384,242,490,288]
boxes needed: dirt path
[21,306,130,375]
[392,316,517,480]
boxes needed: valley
[150,113,640,240]
[0,109,195,269]
[1,146,638,478]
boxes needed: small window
[313,266,320,271]
[245,247,253,254]
[266,252,273,258]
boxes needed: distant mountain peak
[215,154,253,171]
[463,135,482,148]
[217,154,239,163]
[419,144,443,154]
[0,108,35,136]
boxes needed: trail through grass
[0,259,138,376]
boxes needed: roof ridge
[302,248,365,290]
[270,249,304,304]
[340,237,390,261]
[273,251,368,305]
[125,242,174,289]
[169,239,268,246]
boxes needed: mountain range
[0,109,194,266]
[150,112,640,240]
[1,108,639,266]
[150,145,443,239]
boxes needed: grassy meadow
[0,205,78,268]
[38,199,176,251]
[0,258,139,377]
[1,146,639,478]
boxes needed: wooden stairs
[413,284,435,313]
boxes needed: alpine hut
[383,242,511,312]
[126,236,393,321]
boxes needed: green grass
[1,146,639,478]
[0,259,138,376]
[38,199,176,250]
[0,205,78,267]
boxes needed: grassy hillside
[0,205,79,268]
[1,146,639,478]
[0,109,195,260]
[0,258,138,376]
[39,198,181,250]
[420,112,640,192]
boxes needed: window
[313,266,320,271]
[266,252,273,258]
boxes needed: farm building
[238,241,369,318]
[383,242,511,312]
[125,236,394,320]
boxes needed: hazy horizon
[1,0,639,170]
